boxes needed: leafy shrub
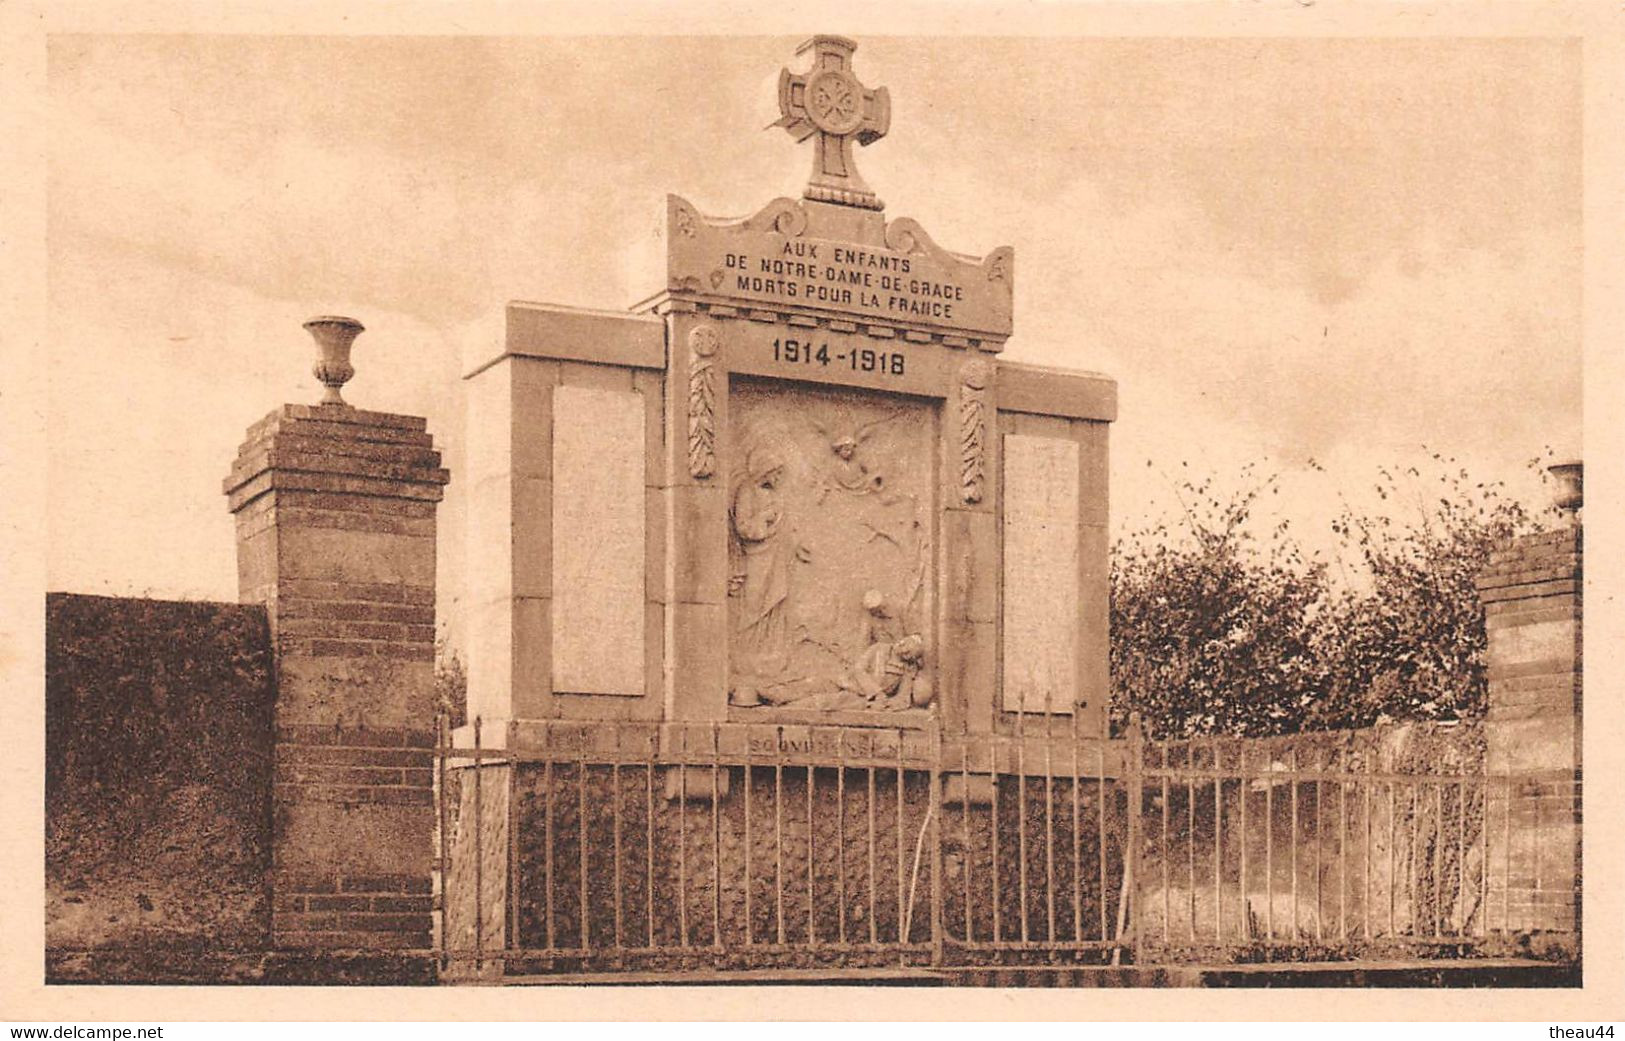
[1111,454,1555,738]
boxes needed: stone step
[500,965,950,986]
[941,957,1577,988]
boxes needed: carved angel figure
[808,408,903,499]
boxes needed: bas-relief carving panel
[726,378,935,715]
[551,385,646,696]
[1001,434,1080,714]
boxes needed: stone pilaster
[1476,521,1581,935]
[225,400,449,951]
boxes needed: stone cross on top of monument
[773,35,891,211]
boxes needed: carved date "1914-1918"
[773,336,905,376]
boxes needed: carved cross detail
[773,35,891,211]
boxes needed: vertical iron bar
[677,726,688,946]
[1016,710,1030,945]
[1413,783,1424,938]
[961,717,972,944]
[991,735,1002,943]
[1124,713,1144,961]
[1430,782,1443,935]
[1388,780,1397,939]
[1407,786,1418,937]
[930,719,944,965]
[544,732,555,949]
[1478,776,1490,938]
[1314,751,1322,942]
[473,716,484,970]
[1044,720,1056,943]
[578,724,589,953]
[1239,741,1247,945]
[1213,738,1222,945]
[775,757,785,946]
[1070,729,1083,943]
[1188,741,1197,943]
[713,723,723,951]
[1423,782,1436,935]
[808,755,816,948]
[1502,772,1511,935]
[1105,740,1118,941]
[1533,774,1543,927]
[837,737,847,946]
[613,723,624,953]
[1462,779,1475,935]
[436,712,449,968]
[896,733,906,947]
[1290,746,1298,941]
[1338,765,1347,941]
[1478,778,1489,939]
[1162,742,1170,947]
[867,738,878,946]
[1433,782,1443,937]
[744,725,753,946]
[643,731,653,948]
[1364,740,1373,942]
[507,727,520,954]
[1265,742,1273,944]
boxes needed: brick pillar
[1476,486,1581,936]
[224,318,449,954]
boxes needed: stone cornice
[633,294,1005,353]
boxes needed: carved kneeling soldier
[838,632,931,711]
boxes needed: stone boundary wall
[45,593,275,957]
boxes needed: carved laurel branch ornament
[687,324,720,478]
[959,359,991,504]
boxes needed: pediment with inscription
[666,194,1013,342]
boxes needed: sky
[44,34,1582,652]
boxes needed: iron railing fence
[1125,726,1576,962]
[435,713,1577,977]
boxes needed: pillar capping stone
[224,403,449,514]
[1475,526,1581,602]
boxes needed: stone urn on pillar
[1548,459,1583,520]
[303,315,364,405]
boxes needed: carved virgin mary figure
[728,441,803,702]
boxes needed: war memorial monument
[42,34,1580,989]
